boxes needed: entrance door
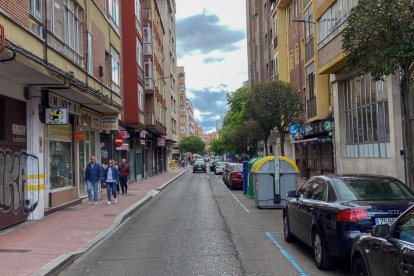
[78,130,97,197]
[135,152,143,180]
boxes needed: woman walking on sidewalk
[103,160,119,205]
[118,158,130,194]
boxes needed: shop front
[292,120,335,178]
[77,109,101,198]
[44,94,80,211]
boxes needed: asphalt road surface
[61,169,350,276]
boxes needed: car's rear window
[231,165,243,172]
[333,179,414,200]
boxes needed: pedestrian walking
[118,158,130,194]
[103,159,119,205]
[84,155,102,205]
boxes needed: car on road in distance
[209,159,218,172]
[192,160,206,173]
[351,204,414,276]
[214,162,226,175]
[283,175,414,270]
[227,163,243,190]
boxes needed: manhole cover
[0,249,31,253]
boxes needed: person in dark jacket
[84,155,102,205]
[103,159,119,205]
[118,159,130,194]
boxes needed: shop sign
[116,143,129,151]
[48,93,80,115]
[101,115,119,130]
[118,131,129,138]
[300,120,334,137]
[45,108,68,125]
[12,124,26,135]
[80,110,101,129]
[157,137,166,147]
[74,131,84,141]
[47,124,71,140]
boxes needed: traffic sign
[114,134,124,147]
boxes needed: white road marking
[218,180,250,213]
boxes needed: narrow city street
[61,170,350,276]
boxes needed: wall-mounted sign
[74,131,84,141]
[80,110,101,129]
[45,108,68,124]
[101,115,119,130]
[48,93,80,115]
[47,124,71,140]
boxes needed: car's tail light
[231,172,242,180]
[336,209,368,222]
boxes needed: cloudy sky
[175,0,248,133]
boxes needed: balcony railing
[144,43,152,55]
[144,113,155,126]
[144,78,154,90]
[305,37,314,62]
[307,97,317,119]
[273,36,278,49]
[137,66,144,81]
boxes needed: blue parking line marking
[265,232,308,276]
[218,180,250,213]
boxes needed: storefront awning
[292,137,333,144]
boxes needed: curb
[33,169,187,276]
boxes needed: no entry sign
[114,134,124,147]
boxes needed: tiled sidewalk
[0,169,186,276]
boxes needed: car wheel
[312,229,332,270]
[352,256,368,276]
[283,213,294,242]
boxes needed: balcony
[144,113,155,126]
[137,66,144,81]
[144,43,152,55]
[144,78,154,91]
[307,97,317,119]
[142,8,151,21]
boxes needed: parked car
[214,162,226,175]
[283,175,414,270]
[192,160,206,173]
[226,163,243,189]
[222,162,232,184]
[209,160,218,172]
[351,204,414,276]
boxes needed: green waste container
[251,156,299,208]
[247,158,260,198]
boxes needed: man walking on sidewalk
[85,155,102,205]
[118,158,130,194]
[103,159,119,205]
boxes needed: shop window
[49,140,72,190]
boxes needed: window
[304,5,314,62]
[288,7,293,25]
[295,46,299,66]
[135,0,141,24]
[108,0,119,28]
[87,32,93,74]
[179,94,185,100]
[30,0,42,20]
[180,115,186,122]
[136,38,143,68]
[110,47,120,94]
[47,0,83,66]
[298,181,314,199]
[138,84,144,111]
[318,0,352,48]
[309,180,327,201]
[394,208,414,243]
[179,104,185,111]
[180,126,186,133]
[289,51,294,72]
[306,63,316,118]
[343,73,390,158]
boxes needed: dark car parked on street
[192,160,206,173]
[283,175,414,270]
[351,204,414,276]
[226,163,243,190]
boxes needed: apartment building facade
[0,0,122,229]
[315,0,405,182]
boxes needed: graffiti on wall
[0,149,39,225]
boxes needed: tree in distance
[178,135,205,155]
[246,80,303,156]
[342,0,414,186]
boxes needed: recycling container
[246,157,260,198]
[250,156,299,208]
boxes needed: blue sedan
[283,175,414,270]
